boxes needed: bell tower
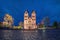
[24,10,28,29]
[31,10,36,29]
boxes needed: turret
[24,10,29,29]
[24,10,28,20]
[31,10,36,24]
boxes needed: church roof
[32,10,36,13]
[24,9,29,14]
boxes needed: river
[0,29,59,40]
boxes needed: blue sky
[0,0,60,25]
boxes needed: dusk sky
[0,0,60,25]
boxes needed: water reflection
[3,30,13,40]
[42,29,47,40]
[21,30,38,40]
[0,29,58,40]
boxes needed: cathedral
[24,10,37,29]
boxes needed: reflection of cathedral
[24,10,37,29]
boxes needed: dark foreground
[0,29,59,40]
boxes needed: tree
[57,22,60,29]
[0,22,3,29]
[19,22,23,26]
[53,21,58,29]
[4,14,14,28]
[0,22,2,27]
[18,26,22,29]
[43,16,50,27]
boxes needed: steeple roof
[32,10,36,13]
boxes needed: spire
[32,10,36,14]
[31,10,36,17]
[24,9,29,17]
[24,9,29,14]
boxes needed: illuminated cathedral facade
[24,10,37,29]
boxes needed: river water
[0,29,59,40]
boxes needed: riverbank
[0,26,59,30]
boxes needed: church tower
[24,10,28,29]
[24,10,37,29]
[31,10,37,29]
